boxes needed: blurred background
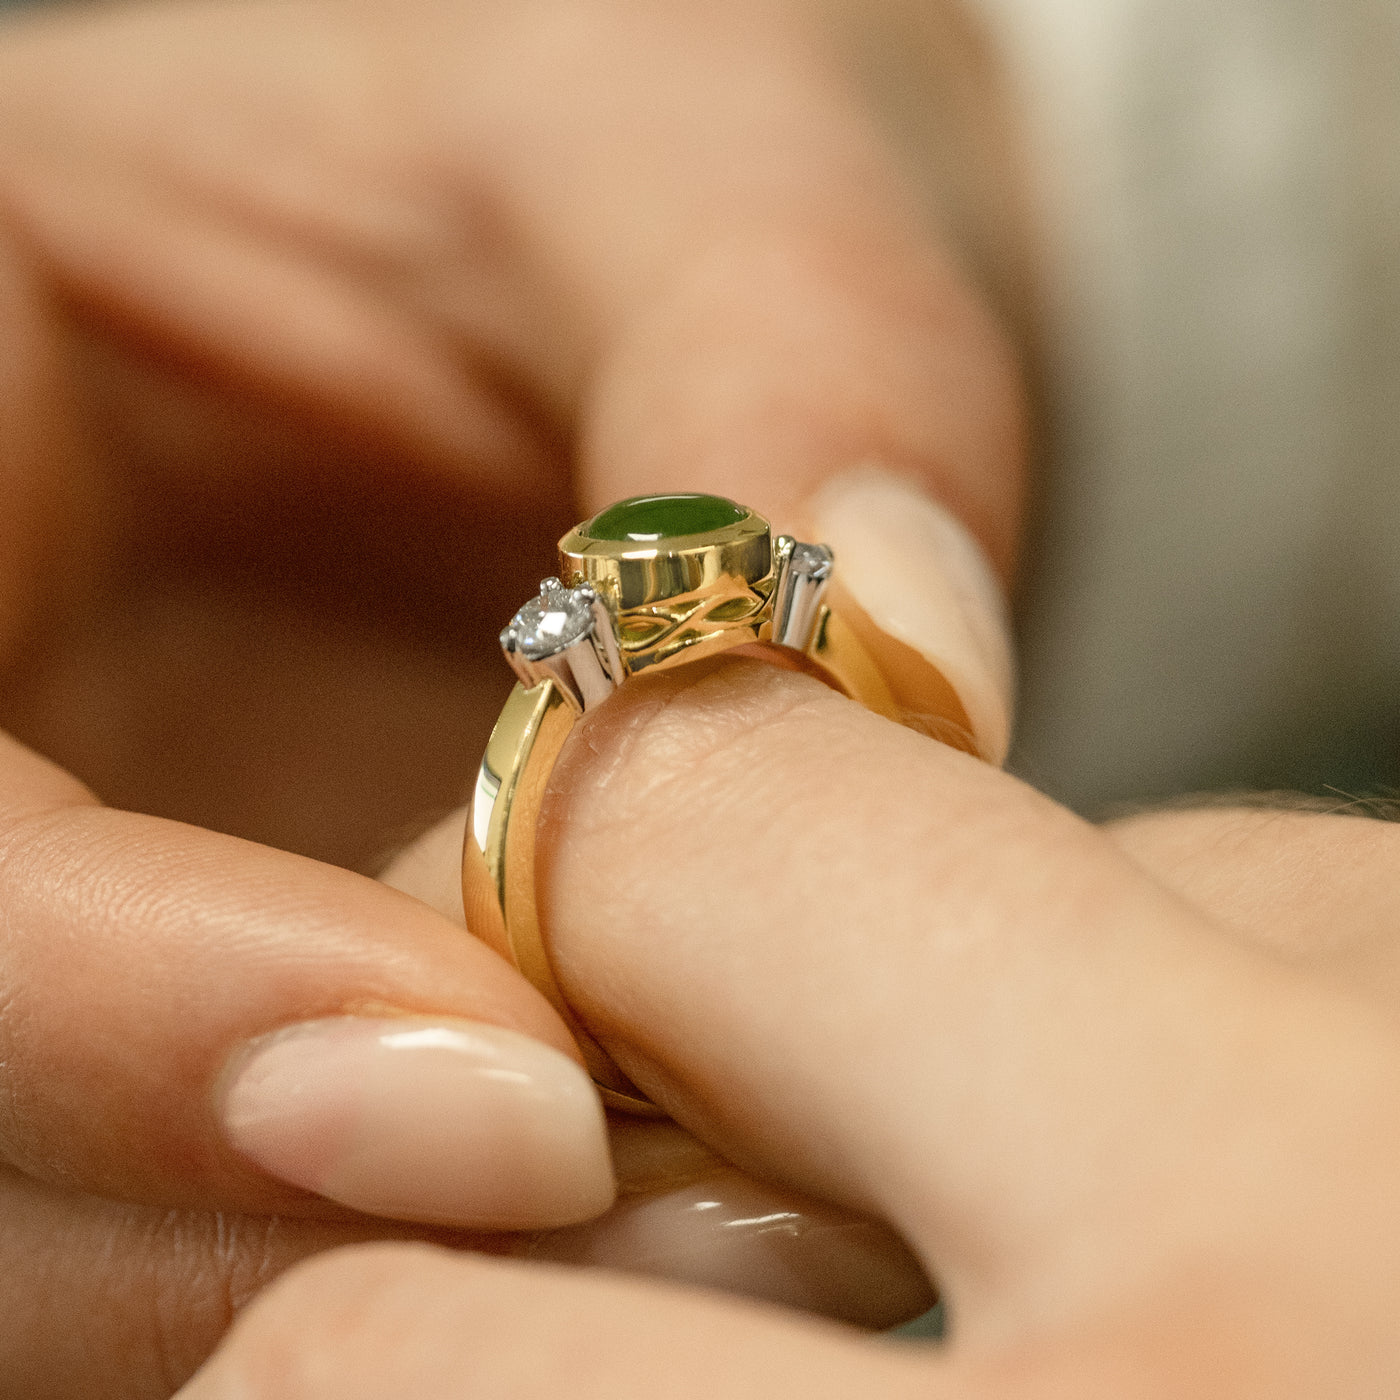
[2,0,1398,827]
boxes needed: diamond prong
[502,578,623,712]
[771,540,835,650]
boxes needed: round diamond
[788,541,834,580]
[505,585,595,661]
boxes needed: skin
[0,0,1021,1393]
[187,663,1400,1399]
[10,0,1391,1395]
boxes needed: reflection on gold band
[462,680,655,1111]
[559,509,772,611]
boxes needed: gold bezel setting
[559,505,773,675]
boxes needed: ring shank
[462,678,661,1114]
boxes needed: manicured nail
[519,1166,936,1329]
[220,1017,616,1229]
[809,466,1015,764]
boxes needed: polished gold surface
[466,502,927,1116]
[822,579,979,755]
[560,508,775,675]
[462,679,662,1115]
[560,508,771,609]
[802,598,901,723]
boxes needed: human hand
[186,662,1400,1398]
[0,0,1023,1392]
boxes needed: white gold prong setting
[500,580,623,713]
[770,537,835,651]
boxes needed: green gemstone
[581,493,747,542]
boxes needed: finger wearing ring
[462,491,977,1114]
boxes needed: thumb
[562,6,1026,568]
[495,5,1024,761]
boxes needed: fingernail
[809,466,1015,764]
[519,1167,936,1329]
[220,1017,616,1230]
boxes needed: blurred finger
[0,231,93,657]
[529,5,1026,565]
[0,3,1023,537]
[513,6,1024,756]
[0,2,1022,763]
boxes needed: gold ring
[462,492,974,1114]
